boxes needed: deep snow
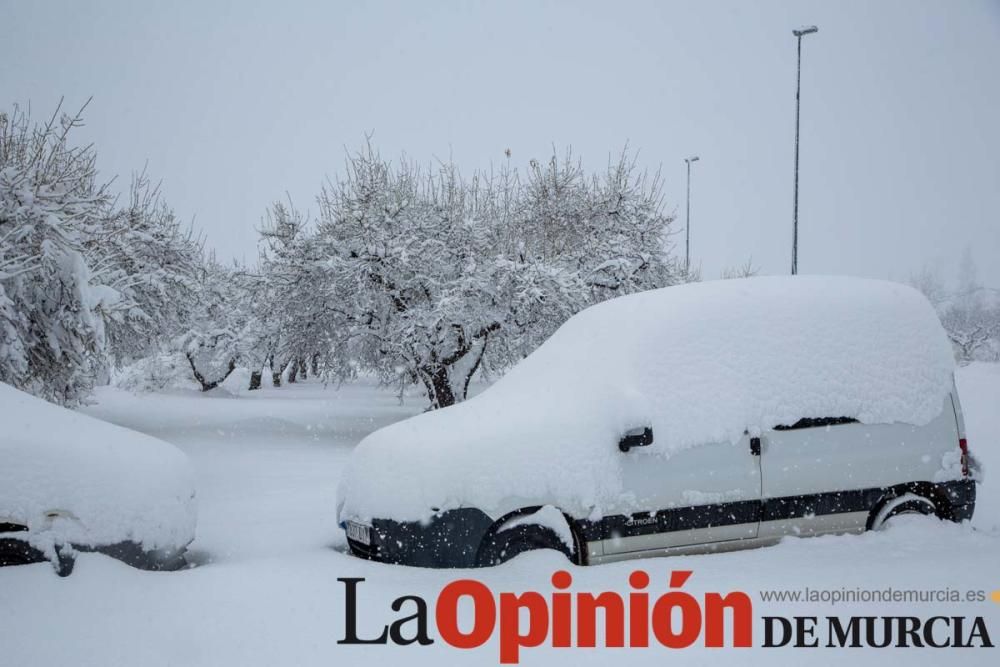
[0,366,998,666]
[340,277,956,522]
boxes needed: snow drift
[0,382,196,553]
[339,276,956,523]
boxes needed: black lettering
[762,616,793,647]
[389,595,434,645]
[795,616,818,647]
[922,616,950,648]
[337,578,389,645]
[967,616,994,648]
[864,617,892,648]
[827,616,863,647]
[896,617,923,647]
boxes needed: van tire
[476,524,574,567]
[868,492,937,531]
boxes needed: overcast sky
[4,0,999,286]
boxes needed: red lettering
[578,592,625,647]
[704,591,753,647]
[629,570,650,647]
[551,570,573,647]
[651,571,701,648]
[499,592,549,663]
[436,579,496,649]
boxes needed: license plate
[346,521,371,545]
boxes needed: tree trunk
[186,353,237,392]
[460,334,489,401]
[428,365,456,409]
[298,358,308,380]
[287,360,299,384]
[311,353,319,376]
[249,370,262,391]
[272,359,289,387]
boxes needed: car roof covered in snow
[0,382,196,552]
[339,276,956,522]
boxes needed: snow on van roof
[339,276,956,522]
[0,382,196,552]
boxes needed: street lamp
[684,155,699,275]
[791,25,818,275]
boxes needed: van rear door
[758,397,959,539]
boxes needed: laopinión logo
[338,570,994,663]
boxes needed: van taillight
[959,438,969,477]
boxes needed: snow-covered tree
[940,252,999,363]
[521,149,680,296]
[2,100,212,403]
[301,144,679,408]
[253,198,328,389]
[910,256,1000,364]
[0,101,112,405]
[941,299,999,363]
[87,171,202,367]
[312,149,501,407]
[175,254,248,391]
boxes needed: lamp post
[684,155,699,275]
[791,25,818,275]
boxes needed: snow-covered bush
[112,352,199,393]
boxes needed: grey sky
[3,0,999,286]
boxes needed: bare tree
[721,257,760,280]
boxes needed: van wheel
[868,493,936,531]
[476,524,575,567]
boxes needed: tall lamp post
[791,25,818,275]
[684,155,699,275]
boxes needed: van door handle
[750,437,761,456]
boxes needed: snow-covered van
[338,276,979,567]
[0,383,196,575]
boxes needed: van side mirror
[619,427,653,453]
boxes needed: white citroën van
[338,277,979,567]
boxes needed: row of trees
[14,101,989,411]
[201,144,685,407]
[3,103,684,407]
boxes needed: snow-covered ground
[2,367,999,666]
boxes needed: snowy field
[2,365,999,666]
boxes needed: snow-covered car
[338,276,979,567]
[0,383,197,575]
